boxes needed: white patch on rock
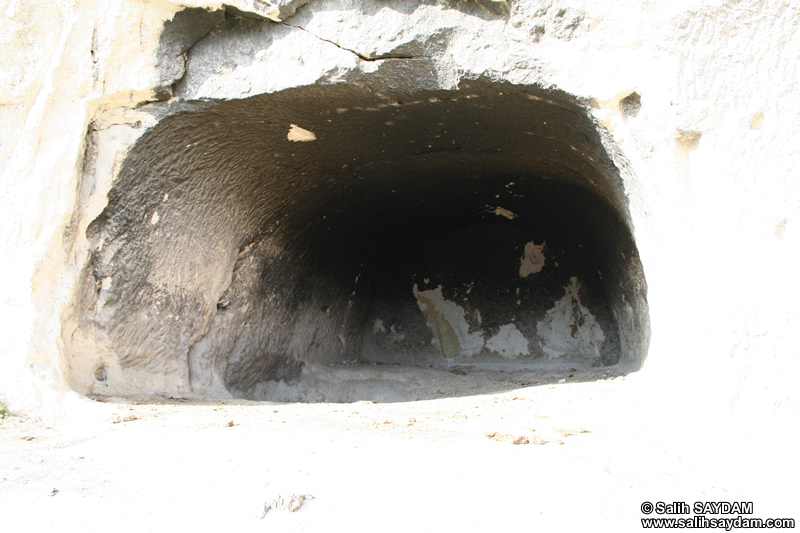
[489,206,517,220]
[372,318,386,334]
[486,323,530,359]
[537,277,605,360]
[150,211,159,225]
[94,277,115,325]
[388,324,406,342]
[519,241,546,278]
[287,124,316,142]
[413,284,484,358]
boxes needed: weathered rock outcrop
[1,0,798,418]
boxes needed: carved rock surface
[0,0,797,417]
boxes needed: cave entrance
[72,81,649,402]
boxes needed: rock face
[1,0,798,416]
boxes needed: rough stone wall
[1,0,798,421]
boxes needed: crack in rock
[282,22,425,61]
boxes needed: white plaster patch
[287,124,316,142]
[519,241,546,278]
[536,277,605,361]
[413,284,484,358]
[489,206,517,220]
[486,323,530,359]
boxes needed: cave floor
[0,370,793,532]
[245,363,624,403]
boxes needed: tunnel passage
[71,81,650,400]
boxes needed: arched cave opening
[71,81,649,402]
